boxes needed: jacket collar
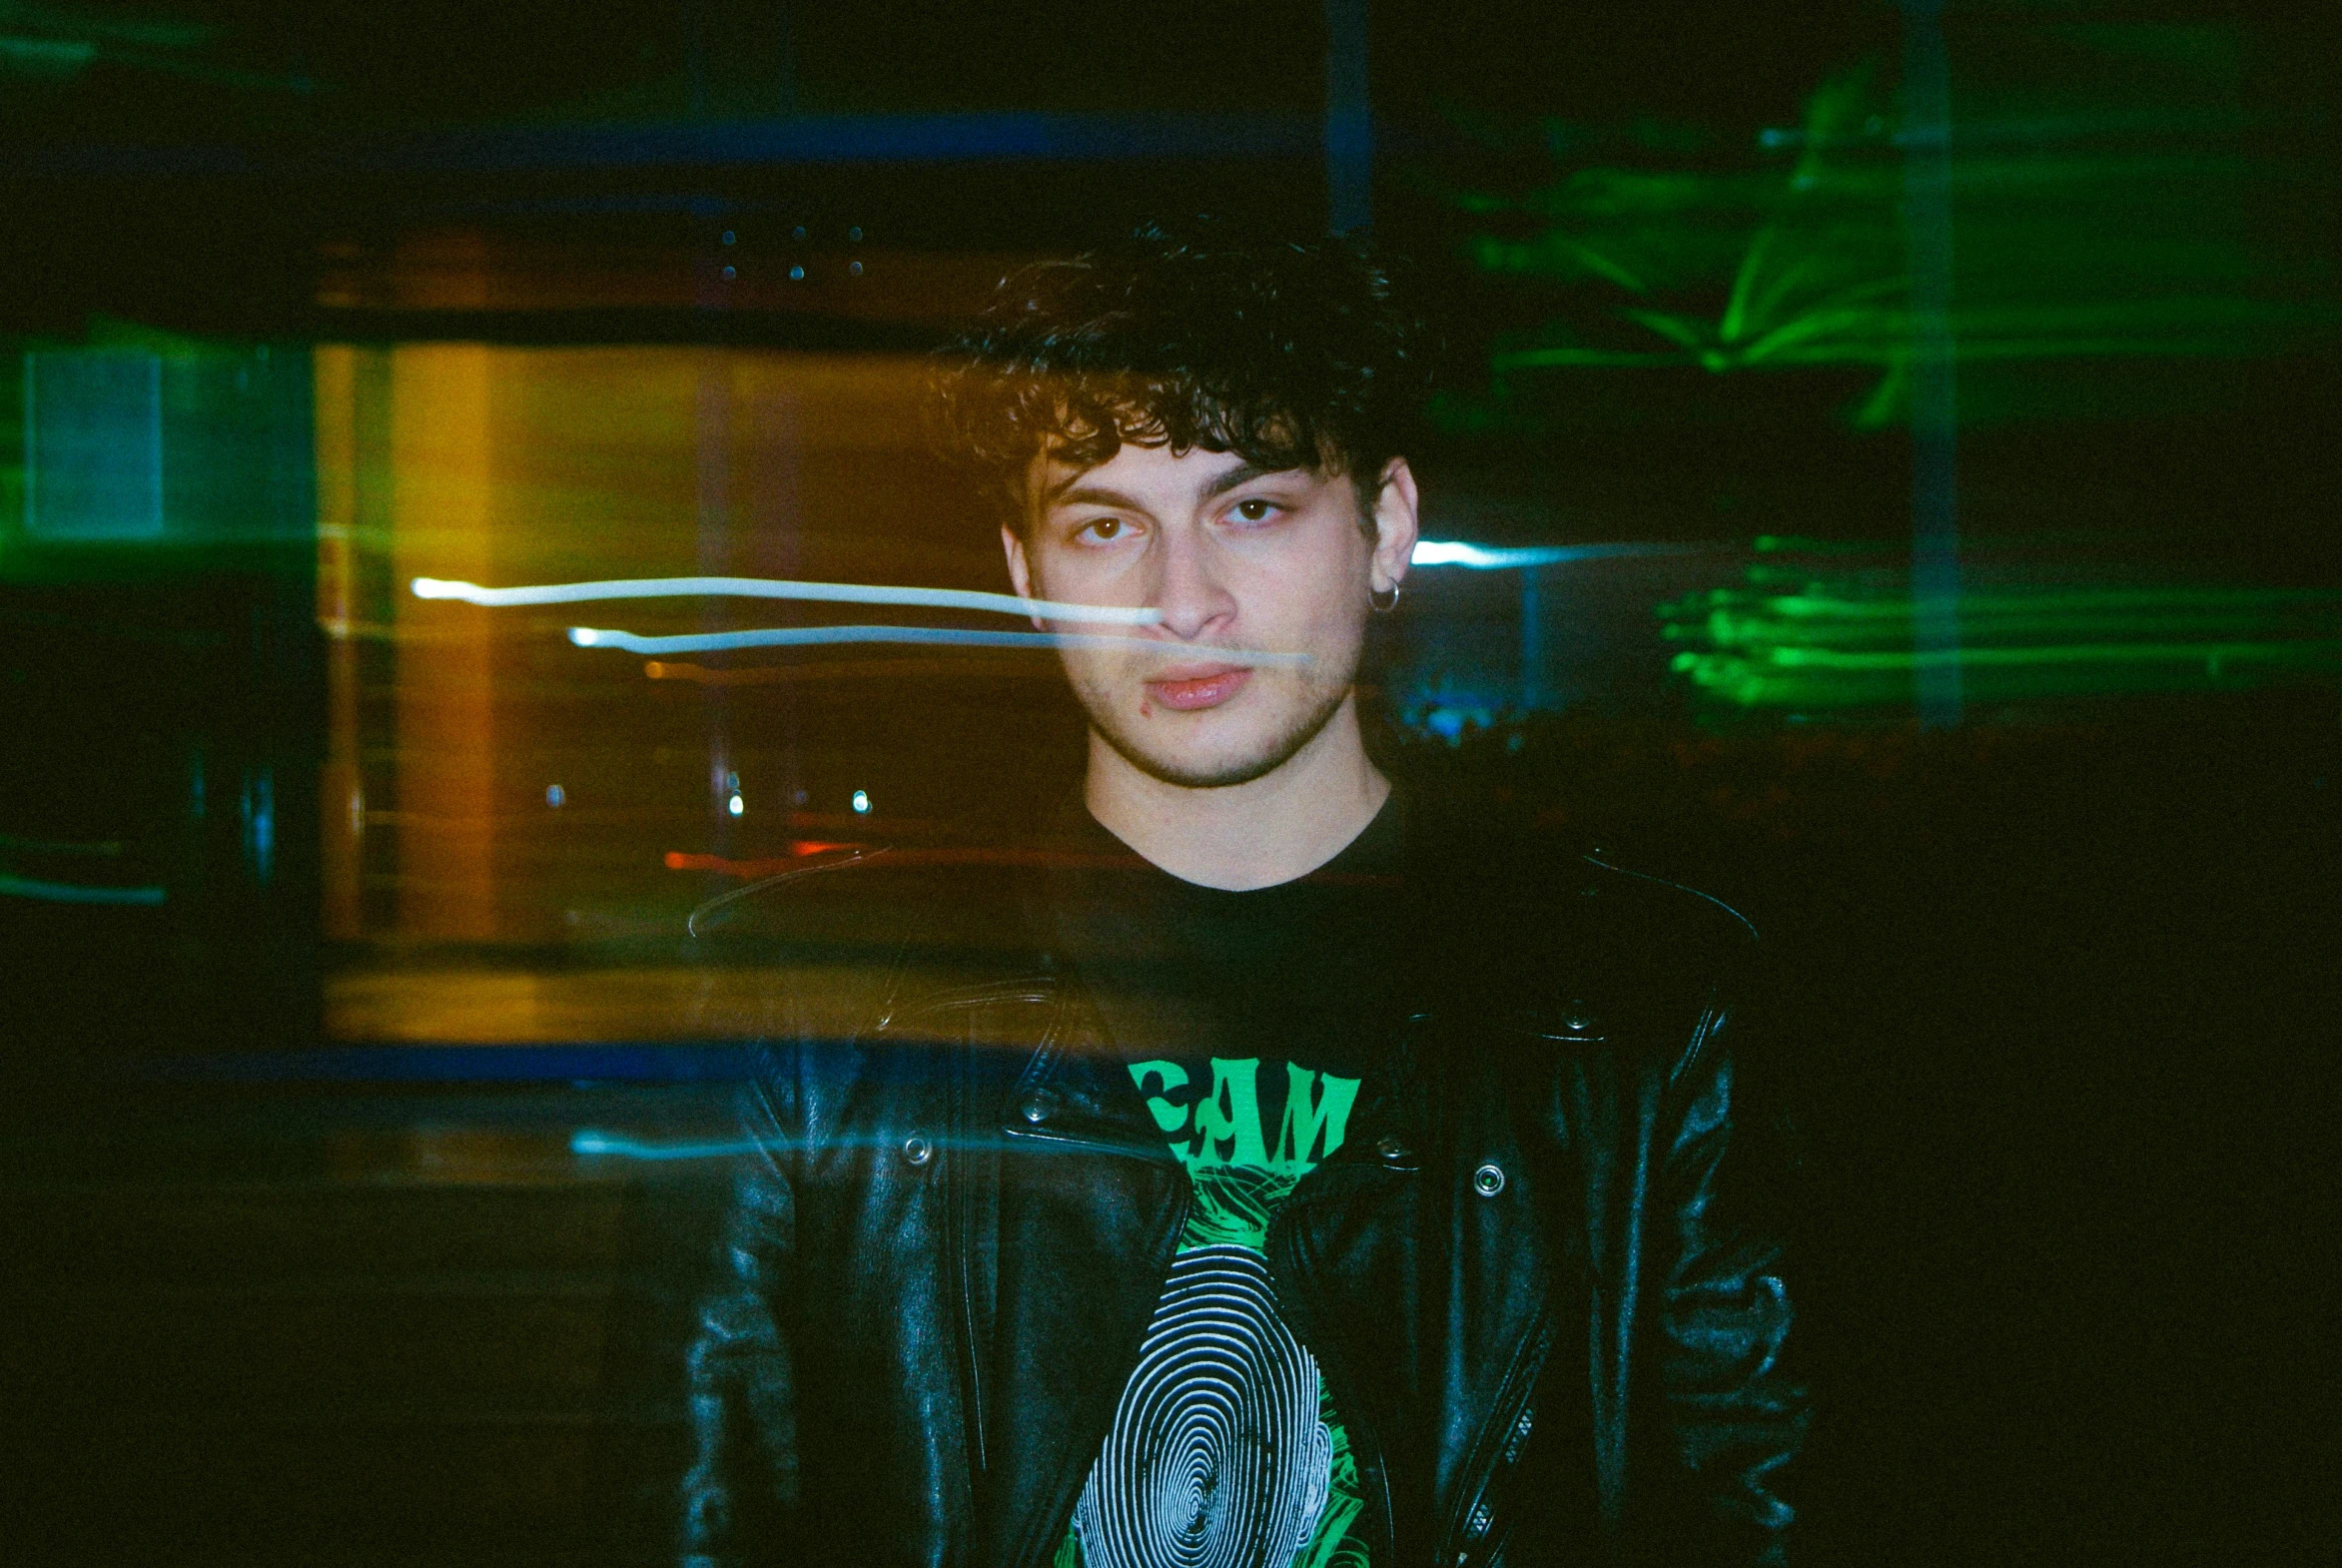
[987,822,1456,1170]
[985,859,1185,1165]
[999,994,1184,1165]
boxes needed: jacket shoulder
[684,845,1056,1043]
[1575,851,1760,957]
[1412,806,1755,950]
[688,846,1036,949]
[1409,819,1758,1041]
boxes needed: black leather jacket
[678,827,1806,1568]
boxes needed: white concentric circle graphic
[1074,1244,1332,1568]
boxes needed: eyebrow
[1044,458,1298,513]
[1201,459,1290,499]
[1049,482,1141,511]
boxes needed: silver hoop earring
[1369,583,1402,614]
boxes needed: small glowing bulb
[851,789,871,815]
[545,784,565,808]
[727,793,745,817]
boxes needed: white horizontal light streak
[567,623,1312,664]
[411,574,1160,625]
[1409,540,1705,569]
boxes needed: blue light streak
[566,623,1312,663]
[1,874,166,906]
[411,574,1160,624]
[570,1130,760,1162]
[1409,540,1707,569]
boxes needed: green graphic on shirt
[1130,1057,1362,1176]
[1302,1375,1370,1568]
[1180,1161,1300,1251]
[1060,1057,1373,1568]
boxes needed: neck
[1084,693,1390,890]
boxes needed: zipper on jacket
[1436,1313,1554,1568]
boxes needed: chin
[1107,739,1296,791]
[1096,689,1349,791]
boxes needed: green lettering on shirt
[1273,1062,1360,1172]
[1189,1057,1270,1169]
[1125,1057,1362,1176]
[1128,1059,1192,1137]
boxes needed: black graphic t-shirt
[1046,797,1404,1568]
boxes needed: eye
[1228,497,1282,524]
[1074,516,1131,545]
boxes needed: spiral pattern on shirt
[1073,1244,1332,1568]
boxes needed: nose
[1151,528,1237,642]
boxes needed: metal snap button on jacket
[1472,1163,1506,1197]
[901,1135,933,1169]
[1375,1133,1412,1165]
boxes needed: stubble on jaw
[1070,656,1360,791]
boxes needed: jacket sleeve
[678,1048,805,1568]
[1652,992,1809,1565]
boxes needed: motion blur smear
[2,2,2337,1564]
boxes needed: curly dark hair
[930,223,1432,534]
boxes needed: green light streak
[1661,573,2342,711]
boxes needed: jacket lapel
[974,995,1191,1568]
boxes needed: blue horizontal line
[568,621,1309,662]
[1,873,166,906]
[570,1130,759,1161]
[398,112,1324,173]
[17,111,1324,180]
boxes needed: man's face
[1003,442,1417,790]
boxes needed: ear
[1002,524,1046,630]
[1367,457,1420,596]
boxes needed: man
[679,227,1805,1568]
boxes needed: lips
[1144,664,1252,712]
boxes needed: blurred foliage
[1438,25,2340,434]
[1660,537,2342,712]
